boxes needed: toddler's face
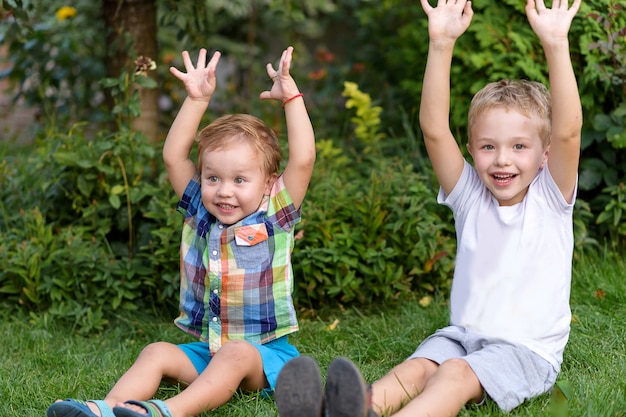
[467,107,549,206]
[200,140,275,225]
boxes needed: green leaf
[108,194,121,209]
[52,151,79,166]
[135,76,157,89]
[110,185,125,195]
[607,128,626,149]
[593,113,613,131]
[100,77,120,88]
[77,176,94,197]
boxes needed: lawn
[1,249,625,417]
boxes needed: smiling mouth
[217,203,237,210]
[492,173,517,184]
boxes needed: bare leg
[387,358,483,417]
[51,341,197,417]
[105,341,198,402]
[116,340,267,417]
[371,358,438,416]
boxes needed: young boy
[47,46,315,417]
[370,0,582,415]
[276,0,582,416]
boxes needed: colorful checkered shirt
[175,174,300,354]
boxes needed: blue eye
[234,177,244,184]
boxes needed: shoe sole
[275,356,324,417]
[325,357,368,417]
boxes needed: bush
[294,151,455,307]
[292,82,456,308]
[0,126,180,332]
[0,82,457,330]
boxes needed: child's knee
[138,341,179,360]
[439,358,475,378]
[215,340,260,364]
[438,358,483,400]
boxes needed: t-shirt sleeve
[176,173,202,217]
[267,175,301,231]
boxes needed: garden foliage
[0,80,455,329]
[0,0,624,331]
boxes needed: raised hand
[526,0,582,44]
[169,49,221,101]
[420,0,474,42]
[260,46,301,102]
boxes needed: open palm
[420,0,474,42]
[169,49,221,101]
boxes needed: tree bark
[102,0,159,142]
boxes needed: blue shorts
[408,326,557,412]
[177,336,299,394]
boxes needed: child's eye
[514,144,525,150]
[207,176,219,183]
[234,177,244,184]
[483,144,494,150]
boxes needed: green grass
[1,249,625,417]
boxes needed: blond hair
[468,80,551,147]
[197,113,282,176]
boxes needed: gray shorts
[408,326,557,412]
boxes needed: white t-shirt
[439,161,576,371]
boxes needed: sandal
[112,400,173,417]
[46,399,115,417]
[275,356,324,417]
[324,357,370,417]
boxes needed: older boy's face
[467,107,549,206]
[200,140,275,225]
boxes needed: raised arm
[526,0,582,203]
[163,49,221,198]
[260,46,316,209]
[419,0,473,195]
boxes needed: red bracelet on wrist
[282,93,304,108]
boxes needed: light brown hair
[468,80,552,147]
[197,113,282,176]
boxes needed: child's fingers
[533,0,546,13]
[195,48,207,69]
[280,47,293,75]
[568,0,582,14]
[181,50,194,72]
[462,1,473,21]
[266,62,277,79]
[169,66,186,80]
[419,0,434,14]
[206,50,221,72]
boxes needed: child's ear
[541,145,550,168]
[265,173,278,194]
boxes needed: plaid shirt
[175,174,300,354]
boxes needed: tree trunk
[102,0,159,142]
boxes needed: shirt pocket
[232,224,270,269]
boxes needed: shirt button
[212,317,218,322]
[218,224,224,229]
[213,289,218,294]
[212,250,217,256]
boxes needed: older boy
[369,0,583,415]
